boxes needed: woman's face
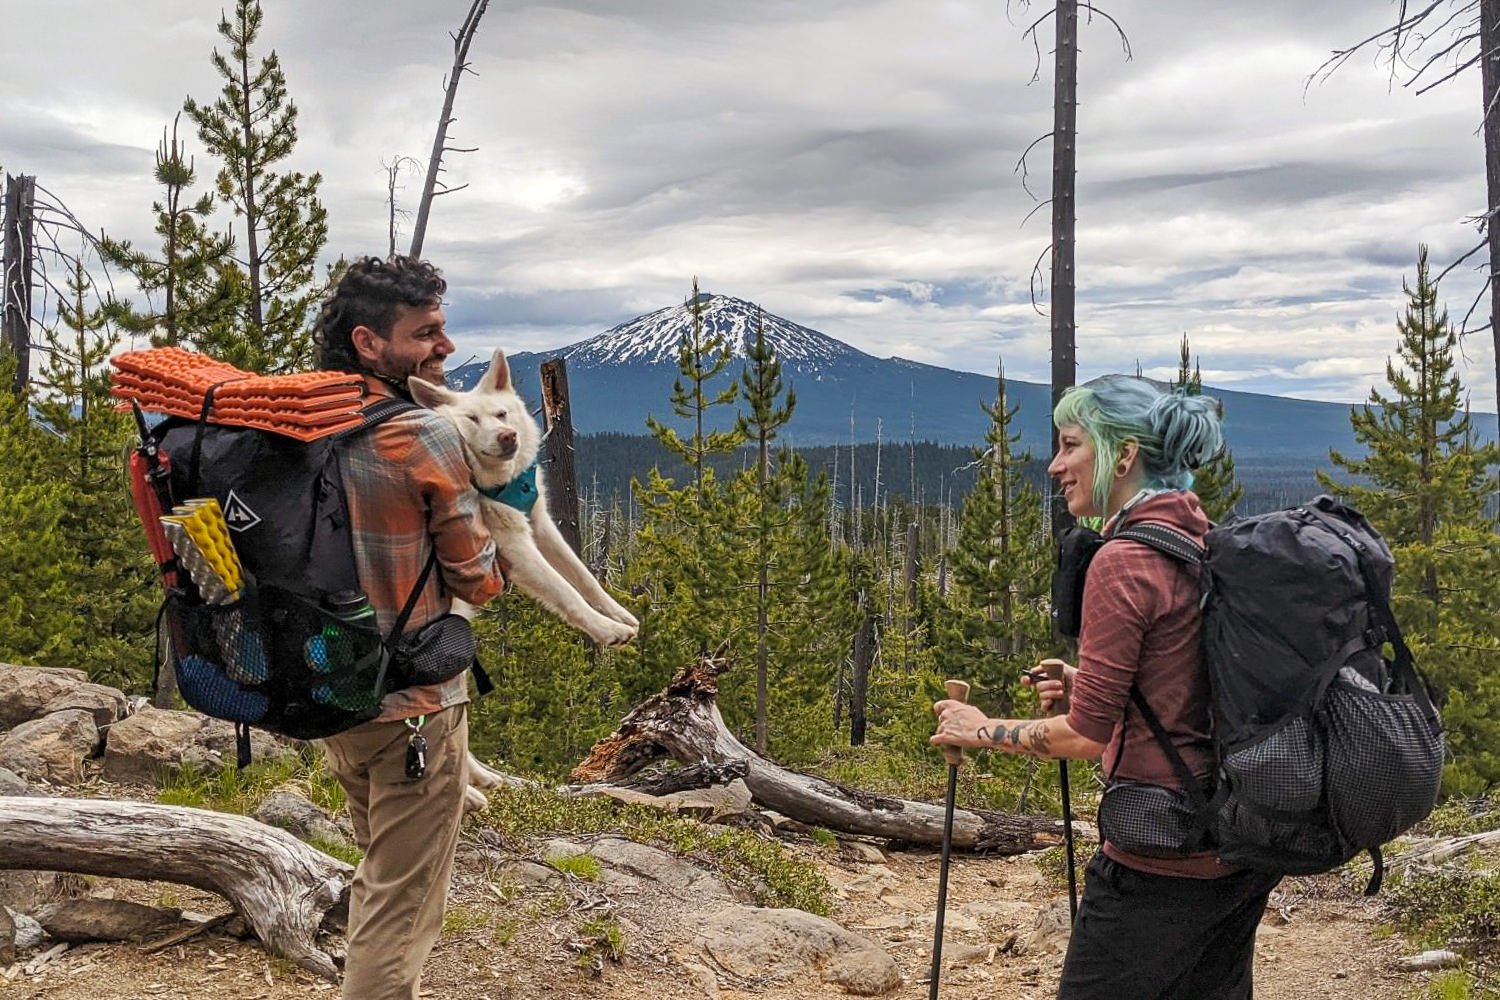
[1048,423,1099,518]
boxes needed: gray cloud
[0,0,1494,413]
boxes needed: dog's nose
[497,429,517,450]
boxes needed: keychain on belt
[405,715,428,779]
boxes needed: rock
[0,709,100,784]
[854,912,913,931]
[700,905,903,996]
[0,871,78,914]
[0,765,42,797]
[252,787,351,849]
[40,683,129,731]
[939,942,992,968]
[102,707,290,784]
[0,905,14,966]
[840,840,888,864]
[505,861,562,887]
[680,958,722,999]
[9,909,44,949]
[102,707,206,784]
[0,664,88,729]
[586,836,738,903]
[34,898,183,943]
[1015,897,1072,956]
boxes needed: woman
[931,375,1279,1000]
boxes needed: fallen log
[570,655,1082,853]
[0,796,350,980]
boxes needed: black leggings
[1057,852,1282,1000]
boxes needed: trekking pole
[929,678,969,1000]
[1041,659,1078,922]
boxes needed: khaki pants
[322,705,468,1000]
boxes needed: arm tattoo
[1024,721,1053,755]
[976,725,991,743]
[1007,723,1026,747]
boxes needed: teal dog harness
[479,461,539,515]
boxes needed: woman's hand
[930,701,991,751]
[1022,658,1075,716]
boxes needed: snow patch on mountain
[557,294,871,370]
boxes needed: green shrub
[1385,862,1500,946]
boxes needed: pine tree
[0,355,87,666]
[184,0,328,373]
[1174,334,1243,521]
[735,308,797,753]
[643,279,745,503]
[1319,245,1500,791]
[942,365,1052,703]
[30,261,159,688]
[99,115,239,349]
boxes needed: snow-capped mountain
[556,293,869,375]
[451,295,1411,457]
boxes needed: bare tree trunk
[1481,0,1500,438]
[570,656,1079,852]
[409,0,490,258]
[1049,0,1079,537]
[850,593,873,746]
[540,357,583,557]
[3,173,36,394]
[0,797,350,981]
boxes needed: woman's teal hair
[1052,375,1225,514]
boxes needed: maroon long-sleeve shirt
[1065,491,1235,879]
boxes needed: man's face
[354,302,453,385]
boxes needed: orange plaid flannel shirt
[338,376,505,720]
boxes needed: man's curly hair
[313,256,448,373]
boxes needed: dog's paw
[588,618,638,647]
[607,604,640,629]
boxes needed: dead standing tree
[3,173,36,393]
[1010,1,1131,537]
[1311,0,1500,437]
[408,0,491,258]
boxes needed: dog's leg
[502,528,638,646]
[531,490,640,628]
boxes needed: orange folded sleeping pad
[109,347,372,441]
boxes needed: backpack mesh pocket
[1221,716,1325,814]
[165,585,388,739]
[1320,681,1444,847]
[1215,791,1344,874]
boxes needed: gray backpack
[1074,496,1444,892]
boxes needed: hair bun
[1148,391,1224,471]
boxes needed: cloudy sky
[4,0,1498,412]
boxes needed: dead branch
[571,655,1082,853]
[0,797,350,980]
[409,0,491,258]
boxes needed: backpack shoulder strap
[1111,523,1206,564]
[332,396,420,442]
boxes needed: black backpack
[1053,495,1444,892]
[130,399,483,766]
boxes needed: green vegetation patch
[156,750,346,816]
[475,782,832,915]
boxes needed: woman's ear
[1115,440,1140,478]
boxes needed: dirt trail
[4,833,1426,1000]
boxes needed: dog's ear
[485,349,512,392]
[408,376,454,409]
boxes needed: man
[312,255,505,999]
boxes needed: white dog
[409,349,639,647]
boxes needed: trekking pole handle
[941,679,970,767]
[1041,659,1070,716]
